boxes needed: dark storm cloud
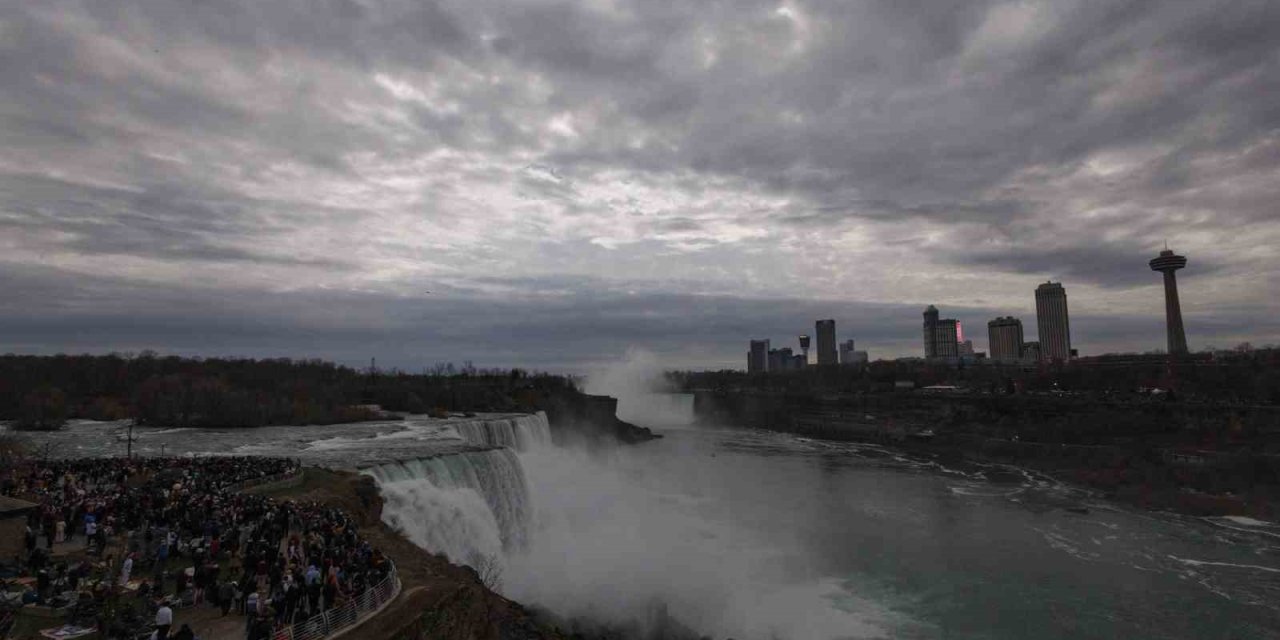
[2,0,1279,365]
[4,264,1275,371]
[955,244,1226,289]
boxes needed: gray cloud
[3,264,1275,371]
[2,0,1279,368]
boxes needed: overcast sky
[2,0,1279,372]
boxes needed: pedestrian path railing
[272,562,400,640]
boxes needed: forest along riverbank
[691,389,1280,519]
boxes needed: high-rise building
[935,319,959,358]
[1035,282,1072,362]
[798,335,811,364]
[815,319,837,365]
[987,316,1024,362]
[922,306,940,358]
[850,350,869,365]
[958,339,975,356]
[923,305,961,359]
[748,339,770,374]
[839,339,856,365]
[1149,248,1189,355]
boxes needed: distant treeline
[669,348,1280,405]
[0,353,576,430]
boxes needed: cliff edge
[539,391,660,446]
[253,468,570,640]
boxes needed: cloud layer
[2,0,1279,370]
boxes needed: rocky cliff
[539,391,660,446]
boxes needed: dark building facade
[1035,282,1072,362]
[748,339,770,373]
[923,305,959,359]
[815,319,837,365]
[922,306,940,358]
[988,316,1025,362]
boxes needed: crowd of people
[3,456,393,640]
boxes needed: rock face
[539,391,660,446]
[263,468,570,640]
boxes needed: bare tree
[0,433,31,471]
[467,552,504,592]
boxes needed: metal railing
[272,563,400,640]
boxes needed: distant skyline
[3,1,1279,372]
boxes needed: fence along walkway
[232,467,403,640]
[272,562,401,640]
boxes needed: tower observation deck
[1149,249,1188,355]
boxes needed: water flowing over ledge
[364,448,533,564]
[448,411,552,451]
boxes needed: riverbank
[692,390,1280,521]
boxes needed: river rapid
[9,405,1280,639]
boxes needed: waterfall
[365,448,533,566]
[449,411,552,451]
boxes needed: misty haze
[2,1,1280,640]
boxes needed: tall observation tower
[1149,247,1189,355]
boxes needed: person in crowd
[3,455,393,636]
[120,552,134,586]
[154,600,173,640]
[219,580,236,616]
[84,514,97,549]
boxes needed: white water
[366,448,533,562]
[370,351,902,638]
[503,442,905,639]
[449,411,552,451]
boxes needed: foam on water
[504,444,916,639]
[1224,516,1272,526]
[1169,556,1280,574]
[365,448,533,554]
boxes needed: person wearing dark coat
[219,580,235,615]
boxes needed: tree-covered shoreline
[0,353,576,430]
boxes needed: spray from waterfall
[365,447,532,563]
[584,348,694,427]
[368,363,880,638]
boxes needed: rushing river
[9,406,1280,639]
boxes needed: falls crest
[450,411,552,451]
[366,447,532,564]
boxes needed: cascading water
[449,411,552,451]
[365,448,533,566]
